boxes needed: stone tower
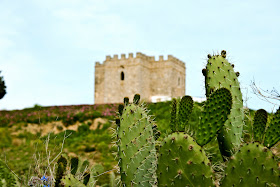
[94,52,186,104]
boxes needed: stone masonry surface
[94,52,186,104]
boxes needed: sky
[0,0,279,112]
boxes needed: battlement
[101,52,185,67]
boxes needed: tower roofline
[97,52,185,67]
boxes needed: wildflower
[41,176,50,187]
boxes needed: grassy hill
[0,101,257,186]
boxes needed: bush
[78,123,90,134]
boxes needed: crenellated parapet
[98,52,185,68]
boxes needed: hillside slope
[0,101,256,185]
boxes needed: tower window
[121,72,125,81]
[178,77,180,86]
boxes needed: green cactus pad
[196,88,232,146]
[170,98,178,132]
[57,155,68,170]
[117,103,157,186]
[80,160,90,173]
[118,104,124,116]
[70,157,79,175]
[221,143,280,186]
[133,94,141,105]
[91,163,104,177]
[62,161,98,187]
[83,172,90,185]
[253,109,268,143]
[204,51,244,157]
[124,97,129,106]
[264,107,280,148]
[62,174,87,187]
[55,162,65,187]
[178,96,194,132]
[157,132,214,186]
[152,124,160,141]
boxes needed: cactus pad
[133,94,141,105]
[196,88,232,146]
[55,162,65,187]
[117,102,157,186]
[157,132,214,186]
[204,51,244,157]
[178,96,194,132]
[70,157,79,175]
[252,109,268,143]
[57,155,68,170]
[62,174,87,187]
[221,143,280,186]
[264,107,280,148]
[170,98,177,132]
[118,104,124,116]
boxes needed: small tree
[0,71,7,99]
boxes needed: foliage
[0,104,117,127]
[0,71,6,100]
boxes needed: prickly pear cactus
[263,107,280,148]
[220,143,280,186]
[178,96,194,131]
[170,98,178,132]
[169,96,194,133]
[62,174,87,187]
[62,162,102,187]
[117,95,157,186]
[157,132,214,186]
[196,88,232,146]
[157,88,232,186]
[204,50,244,157]
[252,109,268,143]
[55,162,65,187]
[70,157,79,175]
[55,155,67,187]
[57,155,68,170]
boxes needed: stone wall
[94,52,186,104]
